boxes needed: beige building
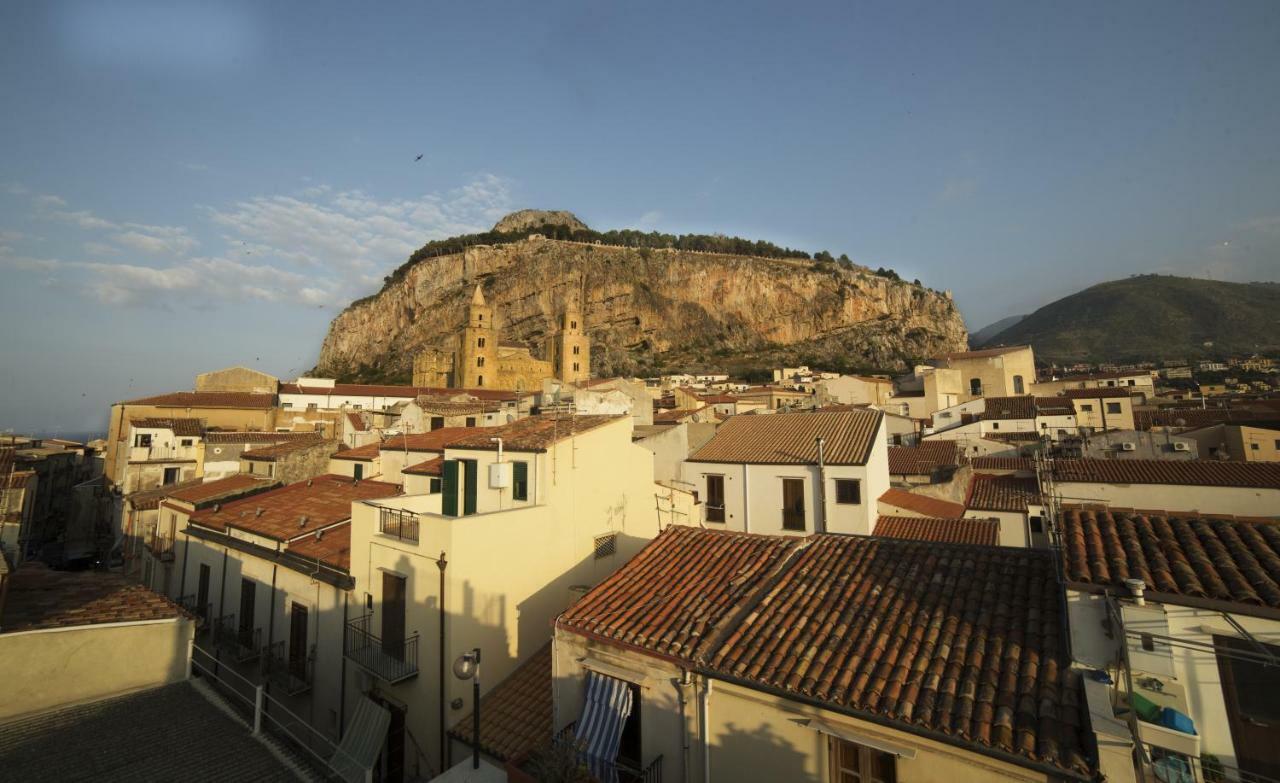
[120,418,204,494]
[1052,459,1280,517]
[239,437,339,483]
[547,526,1093,783]
[814,375,894,407]
[930,345,1037,401]
[412,286,589,391]
[1061,388,1135,432]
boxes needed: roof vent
[299,515,308,527]
[315,528,324,541]
[213,503,220,513]
[255,507,264,517]
[307,479,313,487]
[1124,578,1146,606]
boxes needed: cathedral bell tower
[556,297,590,384]
[458,285,498,388]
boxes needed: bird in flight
[415,154,424,161]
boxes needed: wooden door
[289,603,309,678]
[239,579,256,645]
[382,573,406,660]
[461,459,478,516]
[1216,635,1280,780]
[782,478,805,531]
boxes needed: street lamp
[453,648,482,770]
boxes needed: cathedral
[412,285,590,391]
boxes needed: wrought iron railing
[213,613,238,652]
[547,722,662,783]
[1142,743,1280,783]
[343,613,418,683]
[379,508,419,543]
[235,626,262,663]
[148,533,175,561]
[261,639,314,695]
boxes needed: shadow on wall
[714,721,811,782]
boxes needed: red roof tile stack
[448,416,622,452]
[402,456,444,476]
[970,457,1035,473]
[189,474,400,541]
[559,527,1087,777]
[1053,459,1280,489]
[130,417,205,436]
[878,488,967,518]
[982,396,1036,420]
[875,515,999,546]
[1060,508,1280,609]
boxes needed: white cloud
[83,241,120,257]
[33,194,67,209]
[111,224,199,256]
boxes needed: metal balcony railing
[705,504,725,523]
[261,640,315,695]
[343,614,418,683]
[213,613,238,652]
[781,507,806,531]
[379,508,419,543]
[148,534,175,561]
[547,722,663,783]
[235,626,262,663]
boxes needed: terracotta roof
[2,564,186,632]
[381,427,490,453]
[162,474,278,506]
[970,457,1035,473]
[1034,398,1075,416]
[888,442,958,475]
[130,417,204,437]
[241,438,330,461]
[128,478,205,510]
[346,412,367,432]
[982,396,1036,420]
[967,475,1041,513]
[449,644,552,761]
[875,515,999,546]
[447,415,623,452]
[286,523,352,571]
[412,396,497,415]
[122,391,275,409]
[878,488,967,518]
[403,456,443,476]
[653,407,707,424]
[982,432,1043,442]
[1058,388,1133,400]
[689,410,882,465]
[1053,459,1280,489]
[280,382,516,402]
[189,474,400,541]
[559,527,1087,777]
[1060,507,1280,609]
[203,431,322,444]
[1135,408,1264,430]
[331,442,379,461]
[933,345,1031,361]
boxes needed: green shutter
[462,459,478,516]
[513,461,528,501]
[441,460,459,517]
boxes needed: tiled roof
[381,427,491,453]
[970,457,1035,473]
[875,515,999,546]
[412,395,497,415]
[403,456,443,476]
[1135,408,1263,430]
[933,345,1031,360]
[2,564,186,632]
[967,475,1041,513]
[888,441,958,475]
[982,432,1042,442]
[240,437,330,461]
[983,396,1036,420]
[1058,388,1133,400]
[0,447,12,478]
[286,523,352,571]
[280,381,516,402]
[331,442,380,460]
[1057,370,1153,382]
[448,415,622,452]
[560,527,1087,777]
[346,412,367,432]
[1034,398,1075,416]
[1053,459,1280,489]
[653,407,707,424]
[1060,507,1280,609]
[130,417,204,436]
[122,391,275,409]
[203,431,322,444]
[878,488,967,518]
[128,478,205,510]
[689,410,882,465]
[189,475,400,541]
[161,474,278,506]
[449,644,552,762]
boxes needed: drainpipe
[676,669,692,783]
[265,560,279,674]
[178,527,190,602]
[437,551,448,767]
[741,464,750,534]
[340,590,348,737]
[815,437,827,534]
[700,676,713,783]
[215,547,228,677]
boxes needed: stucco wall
[1055,481,1280,517]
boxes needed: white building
[1052,459,1280,517]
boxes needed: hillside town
[2,283,1278,783]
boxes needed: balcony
[378,507,419,543]
[343,614,418,683]
[147,534,175,562]
[178,595,210,623]
[518,723,661,783]
[781,508,806,531]
[261,640,314,695]
[212,613,262,663]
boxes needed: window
[430,416,445,430]
[1252,443,1260,451]
[572,345,580,355]
[513,461,529,501]
[1013,374,1024,394]
[353,463,363,480]
[991,422,1000,430]
[477,375,484,386]
[1107,380,1116,387]
[617,681,642,768]
[477,356,485,367]
[1106,402,1122,414]
[307,403,318,411]
[429,477,441,493]
[705,475,725,522]
[1127,379,1136,386]
[593,533,617,559]
[835,479,861,505]
[282,402,293,409]
[782,478,805,531]
[1275,439,1280,450]
[969,378,982,396]
[478,337,486,347]
[830,737,896,783]
[163,467,180,485]
[180,438,193,447]
[891,434,902,446]
[570,320,577,329]
[382,573,407,661]
[1081,404,1094,412]
[134,433,152,448]
[1029,516,1044,533]
[572,362,579,372]
[465,416,476,427]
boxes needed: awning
[791,717,918,759]
[332,696,392,783]
[576,671,634,780]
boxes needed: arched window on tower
[478,337,486,348]
[477,375,484,386]
[570,320,577,330]
[477,357,485,367]
[573,362,580,372]
[572,345,580,355]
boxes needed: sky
[1,1,1278,434]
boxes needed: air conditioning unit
[488,461,512,489]
[1120,442,1137,452]
[1172,442,1190,452]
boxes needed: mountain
[978,275,1280,362]
[969,315,1026,348]
[315,213,969,382]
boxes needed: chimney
[1124,578,1146,606]
[298,515,308,528]
[255,507,264,518]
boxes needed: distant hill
[977,275,1280,362]
[969,315,1025,348]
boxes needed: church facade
[412,285,590,391]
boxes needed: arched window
[478,337,486,348]
[970,378,982,396]
[572,345,580,355]
[477,357,485,367]
[570,320,577,330]
[1013,375,1025,394]
[477,375,484,386]
[573,362,579,372]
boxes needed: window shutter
[513,461,528,501]
[462,459,478,516]
[441,460,459,517]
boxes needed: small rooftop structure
[688,409,882,465]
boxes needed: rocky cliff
[317,235,969,381]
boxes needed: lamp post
[453,648,482,770]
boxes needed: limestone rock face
[491,210,588,234]
[316,238,969,381]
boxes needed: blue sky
[2,1,1278,433]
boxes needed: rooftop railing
[378,507,419,543]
